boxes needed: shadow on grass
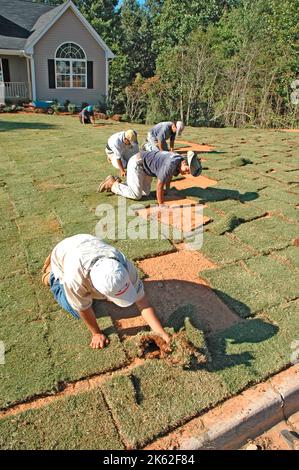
[93,279,277,373]
[207,318,278,373]
[125,186,259,206]
[0,121,58,132]
[179,186,259,203]
[175,149,227,155]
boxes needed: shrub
[68,103,77,114]
[52,104,64,114]
[94,96,107,113]
[2,106,13,113]
[63,99,70,111]
[120,113,131,122]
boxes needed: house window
[0,59,3,83]
[55,43,87,88]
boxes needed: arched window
[55,42,87,88]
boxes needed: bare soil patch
[137,251,240,333]
[171,175,218,190]
[176,140,215,152]
[136,202,211,234]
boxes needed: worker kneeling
[106,129,139,177]
[41,234,170,349]
[98,150,202,206]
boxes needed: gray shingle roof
[0,0,63,50]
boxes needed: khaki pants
[111,153,152,200]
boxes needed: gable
[26,1,114,59]
[33,8,107,60]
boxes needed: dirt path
[176,140,215,152]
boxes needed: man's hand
[161,332,171,344]
[120,169,126,178]
[90,333,109,349]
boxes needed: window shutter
[2,59,10,82]
[48,59,56,89]
[87,61,93,89]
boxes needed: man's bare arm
[156,179,165,205]
[79,306,109,349]
[136,295,170,343]
[117,158,126,177]
[170,136,175,152]
[165,175,172,193]
[158,140,164,151]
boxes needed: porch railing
[4,82,29,99]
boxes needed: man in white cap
[143,121,184,152]
[105,129,139,177]
[41,234,170,349]
[98,150,202,206]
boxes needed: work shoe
[97,175,117,193]
[41,254,51,286]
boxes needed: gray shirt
[149,122,176,150]
[141,150,183,183]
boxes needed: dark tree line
[33,0,299,127]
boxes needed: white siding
[34,9,107,105]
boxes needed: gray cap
[186,150,202,177]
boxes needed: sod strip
[102,359,228,448]
[200,261,282,318]
[245,255,299,302]
[47,313,128,385]
[0,389,124,450]
[208,300,299,395]
[0,322,57,409]
[201,232,255,265]
[234,216,298,253]
[0,312,127,409]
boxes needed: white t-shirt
[51,234,144,312]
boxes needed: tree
[152,0,240,52]
[76,0,120,49]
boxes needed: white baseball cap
[176,121,184,136]
[186,150,202,177]
[90,258,137,307]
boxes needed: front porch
[0,55,32,104]
[1,82,30,102]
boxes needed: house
[0,0,114,105]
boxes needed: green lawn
[0,114,298,448]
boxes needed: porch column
[30,56,37,101]
[26,57,32,100]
